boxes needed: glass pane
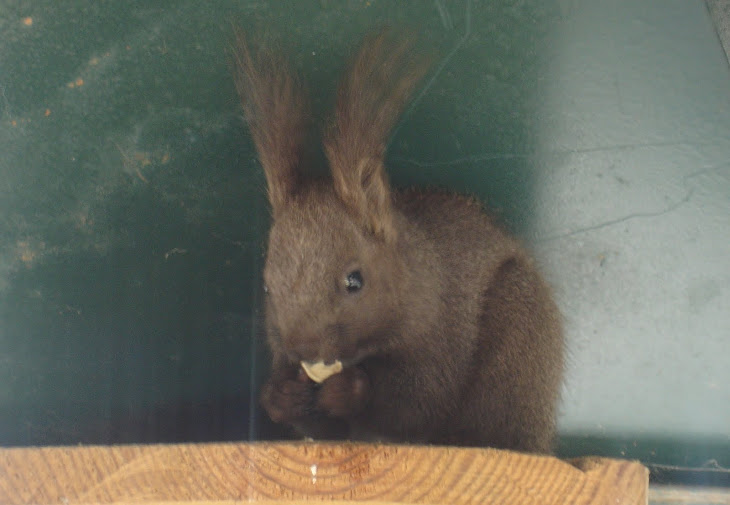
[1,0,728,486]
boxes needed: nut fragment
[301,360,343,383]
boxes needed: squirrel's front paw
[316,366,371,418]
[260,367,315,424]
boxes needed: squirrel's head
[233,29,429,364]
[263,183,405,364]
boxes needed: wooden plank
[0,442,647,505]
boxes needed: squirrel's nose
[284,327,343,364]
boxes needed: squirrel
[232,28,564,453]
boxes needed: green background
[1,0,728,485]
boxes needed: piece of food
[301,360,343,383]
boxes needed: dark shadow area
[0,118,281,445]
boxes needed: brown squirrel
[232,29,564,453]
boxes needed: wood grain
[0,442,647,505]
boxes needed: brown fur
[232,29,564,453]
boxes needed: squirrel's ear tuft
[324,29,430,241]
[232,29,310,216]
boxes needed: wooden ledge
[0,442,647,505]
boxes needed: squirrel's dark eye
[345,270,363,293]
